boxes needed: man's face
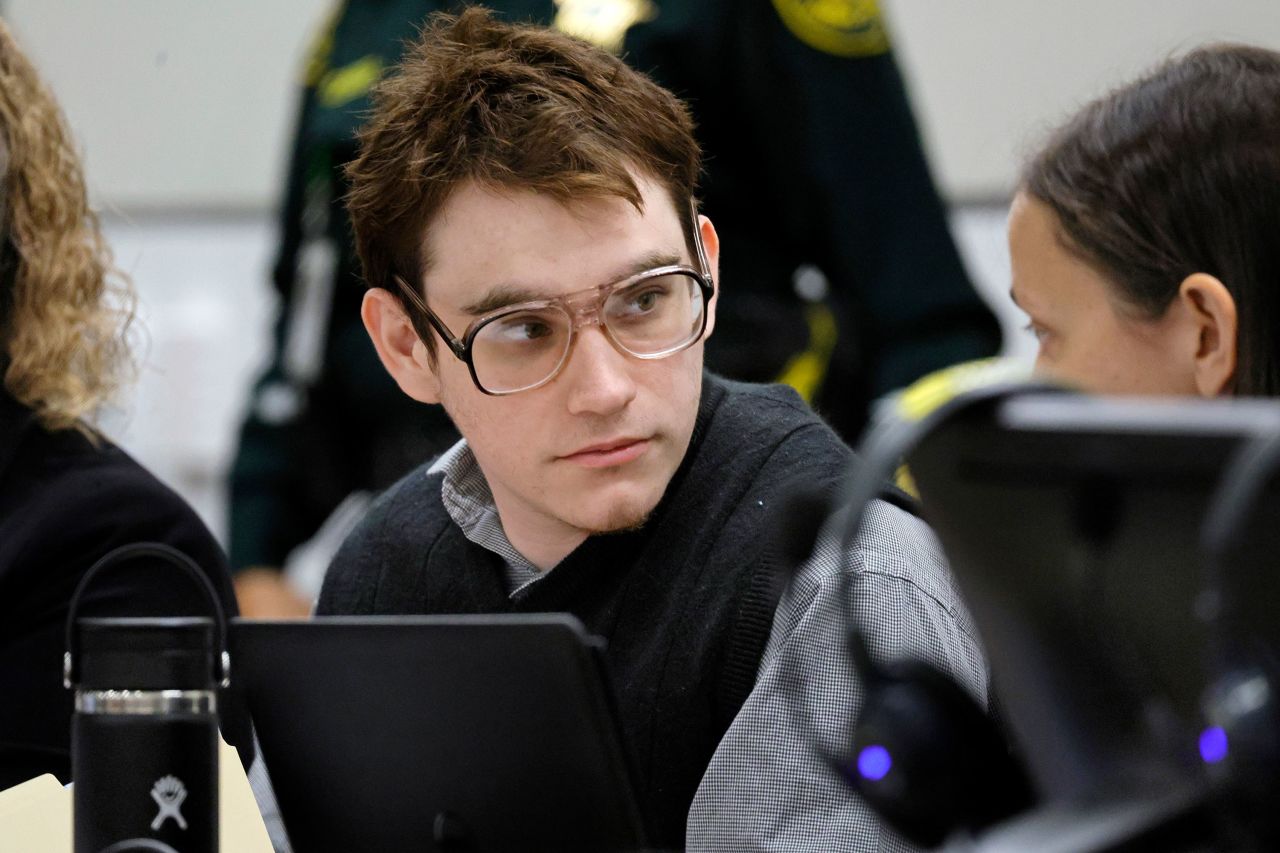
[407,173,717,556]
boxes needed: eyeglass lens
[470,272,705,393]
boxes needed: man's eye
[614,280,676,316]
[489,314,557,342]
[1023,321,1049,343]
[630,290,661,311]
[521,322,553,340]
[512,321,552,341]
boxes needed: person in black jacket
[0,20,249,790]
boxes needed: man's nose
[563,326,637,417]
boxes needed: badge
[771,0,890,58]
[553,0,658,55]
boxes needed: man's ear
[1177,273,1238,397]
[361,287,441,404]
[699,214,720,339]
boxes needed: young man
[318,8,985,850]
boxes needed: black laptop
[231,614,649,853]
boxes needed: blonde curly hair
[0,18,135,433]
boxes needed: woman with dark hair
[0,19,248,789]
[1010,43,1280,397]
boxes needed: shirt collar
[430,438,543,592]
[427,372,725,590]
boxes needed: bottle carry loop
[63,542,231,689]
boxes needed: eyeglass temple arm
[689,199,713,283]
[391,274,468,359]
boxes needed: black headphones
[782,372,1045,848]
[820,379,1280,849]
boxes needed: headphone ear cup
[1202,663,1280,845]
[841,661,1034,848]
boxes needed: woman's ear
[1177,273,1238,397]
[361,287,441,404]
[699,214,720,339]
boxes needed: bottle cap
[76,617,215,691]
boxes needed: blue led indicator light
[1199,726,1229,764]
[857,745,893,781]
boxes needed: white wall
[884,0,1280,200]
[95,214,278,540]
[3,0,331,211]
[6,0,1279,208]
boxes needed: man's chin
[585,512,651,537]
[560,463,676,534]
[573,495,658,536]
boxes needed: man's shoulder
[704,374,846,454]
[709,374,825,421]
[673,376,853,575]
[853,499,960,609]
[318,459,452,614]
[807,498,979,651]
[345,459,449,551]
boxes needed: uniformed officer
[228,0,1000,615]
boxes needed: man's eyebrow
[459,250,686,316]
[460,285,548,316]
[615,250,685,281]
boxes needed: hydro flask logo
[149,775,189,831]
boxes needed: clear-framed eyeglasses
[392,204,715,396]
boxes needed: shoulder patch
[318,55,383,108]
[553,0,657,55]
[771,0,890,58]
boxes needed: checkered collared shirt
[429,439,988,852]
[252,440,986,853]
[428,440,546,595]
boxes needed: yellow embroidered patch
[318,55,382,108]
[775,303,838,403]
[553,0,658,55]
[771,0,890,58]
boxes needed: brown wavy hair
[345,7,701,361]
[0,18,135,433]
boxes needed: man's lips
[558,437,651,468]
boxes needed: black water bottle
[64,543,231,853]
